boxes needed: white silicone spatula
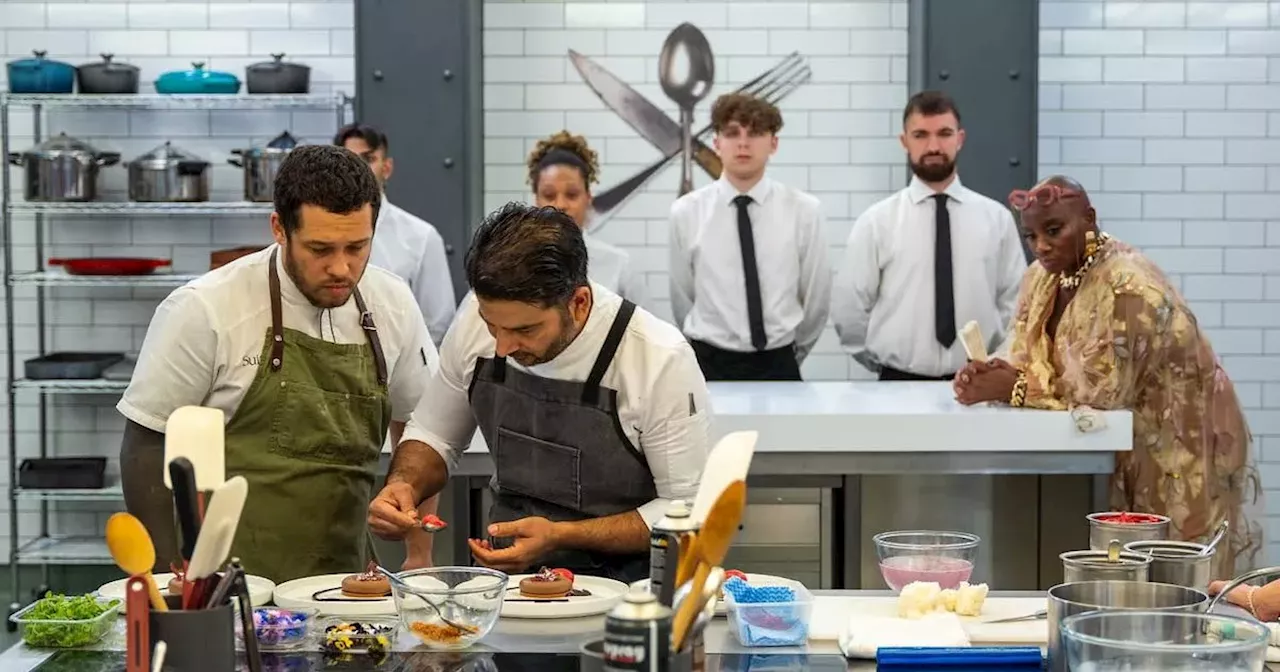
[164,406,227,518]
[690,430,757,525]
[185,476,248,607]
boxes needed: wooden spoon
[106,512,167,612]
[672,480,746,651]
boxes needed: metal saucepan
[228,130,301,202]
[245,53,310,94]
[1046,581,1209,672]
[1087,511,1170,550]
[49,258,171,276]
[1061,545,1152,584]
[1124,539,1213,589]
[76,53,139,94]
[125,141,210,202]
[7,133,121,202]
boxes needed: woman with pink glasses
[952,174,1263,577]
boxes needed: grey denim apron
[467,299,657,583]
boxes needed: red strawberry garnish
[421,514,447,530]
[725,569,748,582]
[551,568,574,583]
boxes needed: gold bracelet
[1010,371,1028,407]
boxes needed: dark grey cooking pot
[76,53,139,94]
[126,142,210,203]
[8,133,121,202]
[245,53,310,94]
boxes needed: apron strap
[268,248,285,372]
[582,300,636,405]
[352,286,389,387]
[492,354,507,384]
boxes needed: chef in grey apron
[468,300,656,584]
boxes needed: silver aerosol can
[649,499,699,607]
[603,590,673,672]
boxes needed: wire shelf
[6,201,272,216]
[9,272,201,287]
[11,379,128,393]
[15,485,123,502]
[14,536,114,565]
[0,93,348,109]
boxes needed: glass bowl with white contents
[389,567,509,651]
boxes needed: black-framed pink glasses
[1008,184,1082,211]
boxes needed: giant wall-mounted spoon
[658,22,715,197]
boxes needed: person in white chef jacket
[335,123,457,345]
[668,92,831,381]
[526,130,648,307]
[832,90,1026,381]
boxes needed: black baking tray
[24,352,124,380]
[18,457,107,490]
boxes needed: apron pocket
[270,380,385,467]
[493,426,582,511]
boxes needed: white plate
[500,574,627,619]
[272,573,396,617]
[629,573,791,616]
[97,573,276,614]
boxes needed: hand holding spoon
[420,514,448,533]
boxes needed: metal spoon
[375,566,476,634]
[1201,520,1228,557]
[420,514,448,533]
[658,22,715,197]
[984,609,1047,624]
[1107,538,1121,562]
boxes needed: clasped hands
[952,357,1020,406]
[368,482,557,573]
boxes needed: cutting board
[807,595,1048,645]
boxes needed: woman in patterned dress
[951,175,1263,578]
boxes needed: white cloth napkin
[838,611,971,659]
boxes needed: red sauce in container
[1094,512,1165,524]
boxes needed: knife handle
[169,457,200,561]
[692,144,722,178]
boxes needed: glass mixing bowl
[1061,610,1269,672]
[389,567,509,651]
[873,530,980,591]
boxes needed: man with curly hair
[668,92,832,381]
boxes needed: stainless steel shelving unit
[0,92,350,622]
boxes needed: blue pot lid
[8,50,72,69]
[158,62,239,83]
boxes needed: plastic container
[237,606,315,651]
[1061,610,1268,672]
[318,616,399,654]
[388,566,508,651]
[724,580,813,647]
[17,457,107,490]
[873,530,980,591]
[9,595,120,648]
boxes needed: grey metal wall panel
[911,0,1038,260]
[354,0,482,296]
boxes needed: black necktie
[733,195,767,351]
[933,193,956,348]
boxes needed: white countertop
[385,381,1132,455]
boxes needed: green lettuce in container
[9,592,121,648]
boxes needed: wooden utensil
[675,530,699,587]
[691,431,756,525]
[106,513,168,612]
[164,406,227,519]
[673,480,746,651]
[125,576,151,672]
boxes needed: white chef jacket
[370,199,457,345]
[668,175,832,361]
[832,175,1027,377]
[585,234,648,308]
[118,245,438,433]
[401,283,711,529]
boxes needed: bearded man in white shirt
[367,202,710,582]
[336,123,457,345]
[833,90,1026,381]
[669,93,832,381]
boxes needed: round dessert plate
[629,573,790,616]
[97,573,276,614]
[501,574,628,619]
[273,573,396,617]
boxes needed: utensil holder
[150,594,235,671]
[579,638,692,672]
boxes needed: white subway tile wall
[0,0,1278,562]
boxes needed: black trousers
[690,340,802,381]
[878,365,955,382]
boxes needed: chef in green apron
[367,202,712,583]
[119,145,438,583]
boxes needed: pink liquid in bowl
[879,556,974,590]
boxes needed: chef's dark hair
[903,90,961,126]
[466,202,588,307]
[333,123,389,154]
[273,145,382,236]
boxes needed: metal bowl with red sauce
[1087,511,1170,551]
[1093,512,1167,525]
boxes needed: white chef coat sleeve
[414,226,457,346]
[794,195,833,363]
[634,342,712,529]
[400,297,480,474]
[832,209,881,371]
[387,291,438,424]
[116,288,218,433]
[618,254,649,309]
[667,199,696,331]
[992,208,1028,351]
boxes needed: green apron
[222,248,391,583]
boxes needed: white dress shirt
[401,283,711,529]
[585,234,648,308]
[833,175,1027,377]
[370,199,457,345]
[119,245,438,432]
[668,176,832,361]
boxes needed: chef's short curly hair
[526,131,599,188]
[273,145,382,236]
[465,202,588,307]
[710,93,783,134]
